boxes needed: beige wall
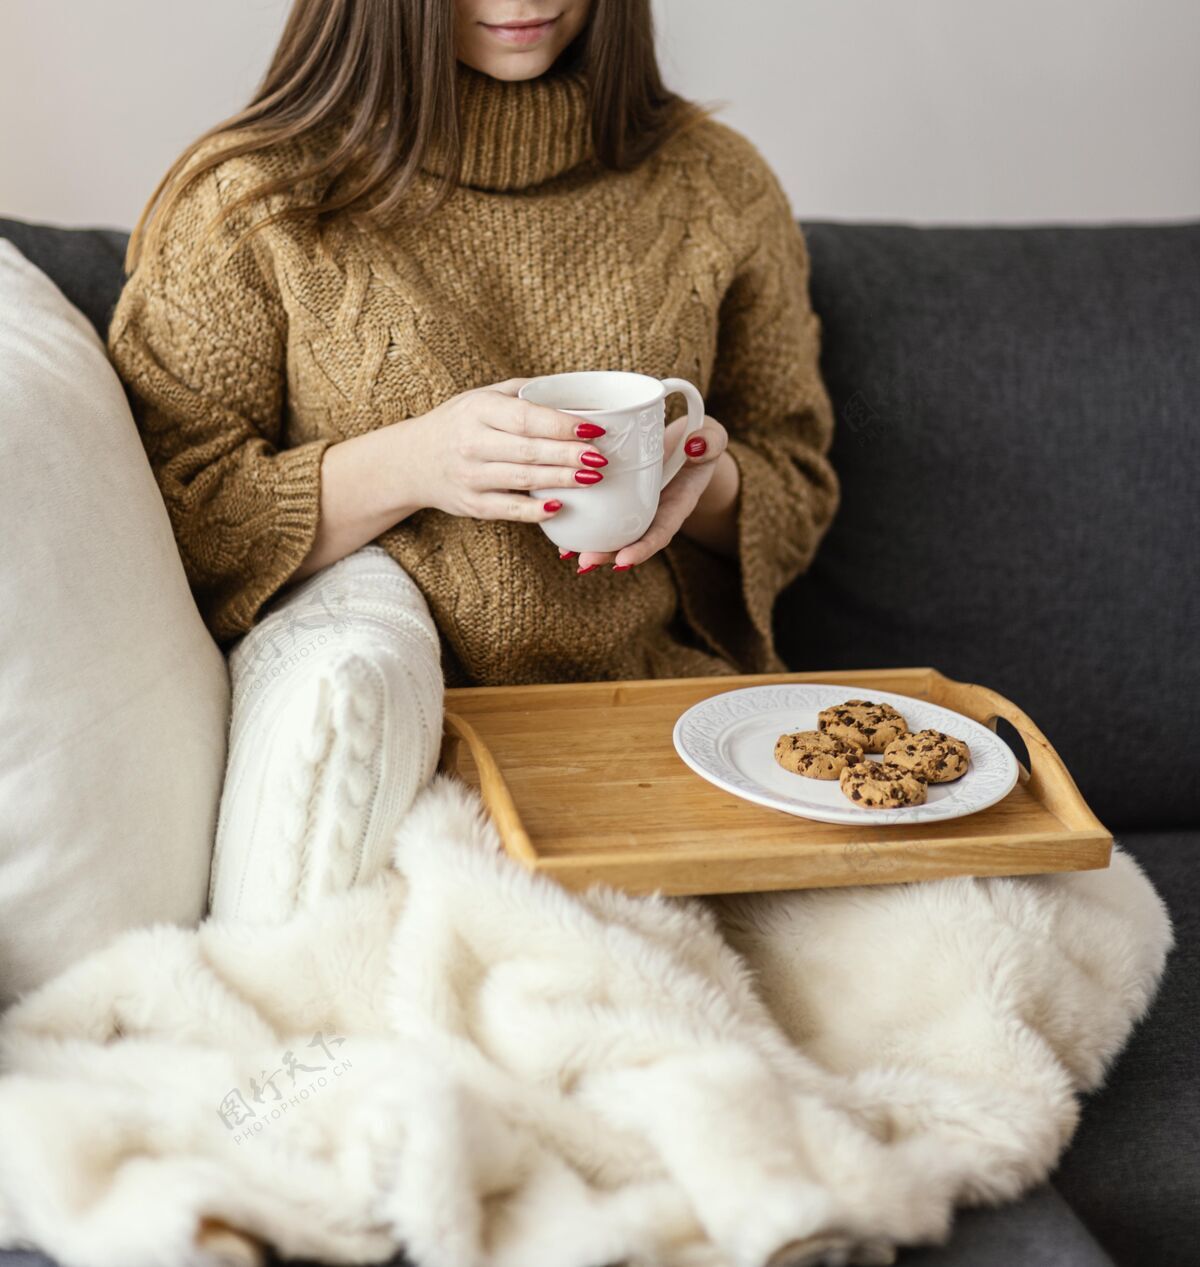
[656,0,1200,223]
[2,0,1197,229]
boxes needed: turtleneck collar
[425,61,594,193]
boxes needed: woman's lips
[481,16,559,46]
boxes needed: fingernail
[543,499,563,513]
[559,549,576,559]
[575,422,606,439]
[574,470,603,485]
[684,436,707,458]
[576,564,598,575]
[579,450,608,468]
[612,564,633,571]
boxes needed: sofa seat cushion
[784,221,1200,831]
[899,828,1197,1266]
[1050,828,1200,1267]
[897,1184,1116,1265]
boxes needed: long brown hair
[125,0,702,274]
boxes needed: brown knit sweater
[107,64,838,687]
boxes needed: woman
[108,0,838,909]
[111,0,836,681]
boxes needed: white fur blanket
[0,776,1172,1267]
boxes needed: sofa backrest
[3,214,1197,831]
[0,218,128,342]
[785,221,1200,831]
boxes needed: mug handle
[658,378,706,489]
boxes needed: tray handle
[440,711,538,864]
[934,675,1103,832]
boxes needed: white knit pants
[208,546,444,924]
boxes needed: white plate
[673,684,1020,826]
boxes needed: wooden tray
[438,668,1112,896]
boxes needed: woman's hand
[570,415,740,573]
[396,377,607,523]
[293,378,604,582]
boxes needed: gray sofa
[1,214,1196,1267]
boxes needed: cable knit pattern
[107,63,839,687]
[210,546,443,924]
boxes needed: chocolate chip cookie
[818,699,909,754]
[883,730,971,783]
[774,730,865,780]
[839,761,928,809]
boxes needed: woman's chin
[457,51,564,81]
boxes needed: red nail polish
[579,450,608,468]
[684,436,707,457]
[574,470,603,485]
[543,499,563,513]
[559,550,576,559]
[576,564,598,575]
[575,422,606,439]
[612,564,633,571]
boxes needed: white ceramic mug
[518,370,705,553]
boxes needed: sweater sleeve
[664,171,839,674]
[107,153,332,648]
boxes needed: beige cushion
[0,240,229,1007]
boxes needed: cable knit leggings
[207,545,444,924]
